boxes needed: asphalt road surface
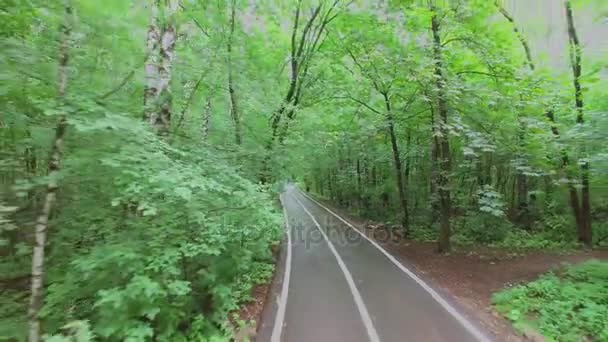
[258,185,491,342]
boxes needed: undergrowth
[492,260,608,341]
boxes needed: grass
[492,260,608,341]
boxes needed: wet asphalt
[258,185,490,342]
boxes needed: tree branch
[179,2,210,38]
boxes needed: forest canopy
[1,0,607,340]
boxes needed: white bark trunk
[27,3,71,342]
[144,1,160,126]
[157,0,178,135]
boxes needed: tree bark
[429,103,440,225]
[431,3,452,253]
[565,0,591,247]
[156,0,178,135]
[202,98,211,141]
[144,0,160,126]
[28,3,71,341]
[227,0,242,145]
[383,93,409,233]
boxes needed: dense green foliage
[287,0,608,250]
[493,260,608,341]
[1,0,606,340]
[1,1,283,340]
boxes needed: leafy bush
[0,119,282,341]
[594,221,608,247]
[493,260,608,341]
[408,226,437,242]
[40,129,282,340]
[494,230,577,251]
[452,212,513,245]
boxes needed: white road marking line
[293,195,381,342]
[271,195,293,342]
[297,190,491,342]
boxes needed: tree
[227,0,242,145]
[564,0,592,247]
[429,1,453,253]
[145,0,178,135]
[27,3,71,341]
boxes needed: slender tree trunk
[144,0,160,125]
[431,3,452,253]
[515,118,529,223]
[156,0,178,135]
[175,74,205,130]
[227,0,242,145]
[496,1,589,241]
[382,93,409,233]
[356,158,362,212]
[405,128,411,187]
[202,98,211,141]
[565,0,591,247]
[429,103,440,224]
[495,1,534,225]
[328,169,334,201]
[28,3,71,341]
[494,0,535,71]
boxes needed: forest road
[257,184,491,342]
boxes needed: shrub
[493,260,608,341]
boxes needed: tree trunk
[494,0,535,70]
[156,0,178,135]
[227,0,242,145]
[496,1,590,243]
[175,74,205,130]
[431,3,452,253]
[356,158,362,212]
[495,1,535,226]
[405,128,411,187]
[515,119,529,225]
[202,98,211,141]
[565,0,591,247]
[429,104,440,225]
[144,0,160,125]
[28,3,71,341]
[383,93,409,233]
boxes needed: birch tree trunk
[27,3,71,341]
[144,0,160,126]
[157,0,178,135]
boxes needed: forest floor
[231,243,281,340]
[314,199,608,342]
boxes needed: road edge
[256,195,292,342]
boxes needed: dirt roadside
[313,199,608,342]
[231,241,283,342]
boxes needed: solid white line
[293,195,381,342]
[297,190,491,342]
[271,195,292,342]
